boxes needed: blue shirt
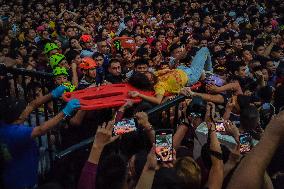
[0,122,39,189]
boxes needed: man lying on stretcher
[128,47,212,104]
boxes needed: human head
[108,59,122,76]
[93,53,104,67]
[170,44,182,59]
[0,96,27,124]
[134,58,148,73]
[44,42,59,56]
[53,67,68,85]
[49,53,69,69]
[186,96,207,128]
[240,105,260,131]
[128,72,156,91]
[96,153,128,189]
[80,57,97,79]
[174,157,201,189]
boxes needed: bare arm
[206,126,224,189]
[212,82,243,95]
[135,146,157,189]
[193,92,224,104]
[69,110,87,126]
[227,111,284,189]
[31,112,64,138]
[15,94,53,124]
[173,124,189,149]
[128,91,164,105]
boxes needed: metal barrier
[0,65,188,178]
[55,95,187,159]
[0,64,58,177]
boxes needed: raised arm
[135,112,155,144]
[173,123,189,149]
[205,123,224,189]
[129,91,164,104]
[31,99,80,138]
[227,111,284,189]
[135,145,157,189]
[15,85,68,124]
[207,82,243,95]
[78,121,119,189]
[180,87,224,104]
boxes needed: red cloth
[78,161,98,189]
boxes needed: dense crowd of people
[1,0,284,189]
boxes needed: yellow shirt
[154,69,188,96]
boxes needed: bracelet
[210,150,223,160]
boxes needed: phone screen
[240,133,252,154]
[215,122,226,132]
[113,118,137,136]
[155,130,173,162]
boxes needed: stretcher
[63,82,202,110]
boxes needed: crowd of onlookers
[1,0,284,188]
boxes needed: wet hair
[128,72,155,91]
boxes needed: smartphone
[240,133,252,154]
[215,122,226,132]
[155,129,174,162]
[113,118,137,136]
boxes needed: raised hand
[93,120,119,149]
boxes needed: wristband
[210,150,223,160]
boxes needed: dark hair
[258,86,273,103]
[133,150,148,181]
[237,95,251,110]
[240,105,260,131]
[169,43,180,55]
[0,97,27,124]
[96,153,128,189]
[65,50,80,64]
[274,85,284,113]
[186,96,207,120]
[128,72,155,91]
[134,58,149,67]
[108,58,121,68]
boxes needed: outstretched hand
[180,87,194,97]
[128,91,140,98]
[51,85,68,99]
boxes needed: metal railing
[55,95,187,159]
[1,65,188,177]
